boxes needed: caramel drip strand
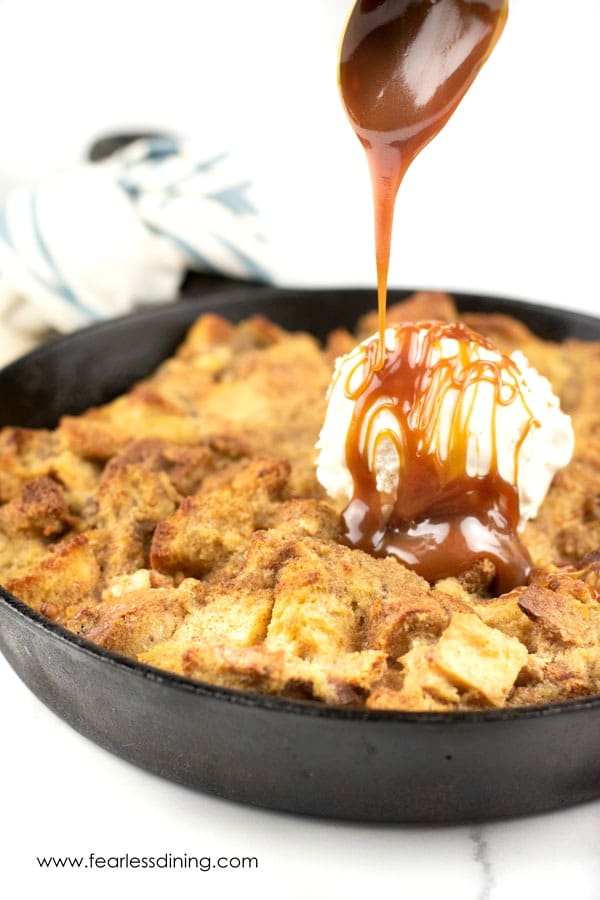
[341,321,533,591]
[339,0,508,356]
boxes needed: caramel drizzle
[339,0,508,364]
[334,1,528,587]
[342,322,535,591]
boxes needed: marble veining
[470,825,494,900]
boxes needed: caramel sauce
[336,2,534,590]
[341,322,532,592]
[339,0,508,359]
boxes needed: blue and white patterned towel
[0,136,272,334]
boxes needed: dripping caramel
[336,1,523,586]
[339,0,508,360]
[341,321,533,591]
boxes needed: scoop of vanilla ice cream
[315,325,574,530]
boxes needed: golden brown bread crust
[2,295,600,710]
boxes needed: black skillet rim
[2,284,599,725]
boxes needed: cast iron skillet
[1,285,599,824]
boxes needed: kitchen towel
[0,136,271,335]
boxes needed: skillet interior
[1,285,599,823]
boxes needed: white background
[1,1,600,897]
[0,0,598,313]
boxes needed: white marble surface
[1,0,600,895]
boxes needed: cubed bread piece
[433,613,528,706]
[0,476,76,582]
[6,534,100,623]
[366,580,472,658]
[517,583,592,646]
[0,427,99,511]
[141,530,295,672]
[178,642,386,706]
[0,475,74,538]
[399,641,460,705]
[151,457,290,577]
[160,436,249,496]
[81,593,186,656]
[266,541,408,660]
[59,394,203,460]
[510,645,600,706]
[267,498,342,542]
[85,440,181,582]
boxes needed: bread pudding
[2,291,600,712]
